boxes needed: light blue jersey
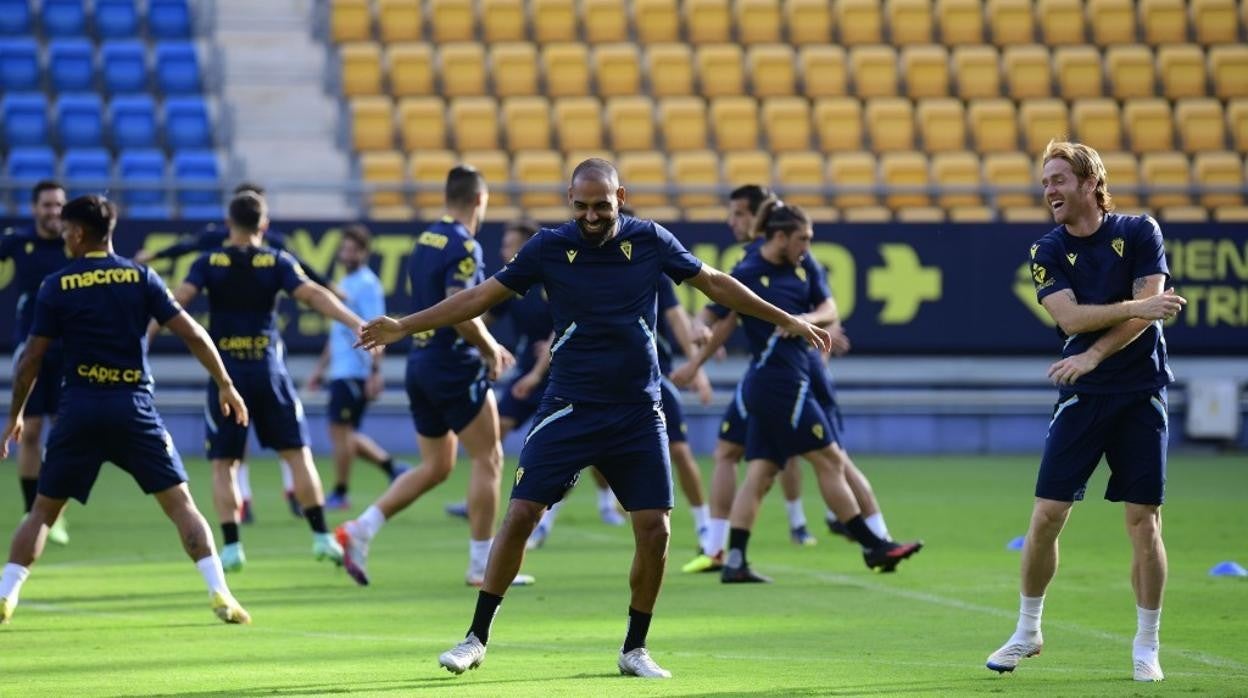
[328,266,385,380]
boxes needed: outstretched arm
[357,277,516,350]
[1047,274,1172,386]
[293,282,364,331]
[449,287,514,381]
[685,266,830,353]
[1,336,51,458]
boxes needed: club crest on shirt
[812,424,824,440]
[1066,253,1078,266]
[1030,244,1039,259]
[566,249,578,263]
[515,467,525,485]
[760,276,770,287]
[795,267,807,282]
[1111,237,1125,257]
[620,240,633,261]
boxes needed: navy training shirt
[1030,213,1173,394]
[405,216,485,371]
[729,252,829,376]
[493,215,704,404]
[30,252,182,393]
[150,224,331,287]
[0,227,71,344]
[491,283,553,376]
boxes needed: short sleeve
[654,224,703,283]
[657,276,680,312]
[1131,216,1170,283]
[30,278,61,339]
[803,256,830,308]
[145,267,183,325]
[493,232,543,295]
[445,238,483,292]
[183,253,210,289]
[277,251,310,294]
[1030,240,1072,302]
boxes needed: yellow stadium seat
[1003,45,1052,100]
[482,205,524,222]
[948,205,994,222]
[406,150,456,208]
[490,43,539,97]
[340,43,383,96]
[1072,98,1122,152]
[786,0,833,46]
[1087,0,1135,46]
[1160,206,1209,222]
[710,96,759,151]
[1002,206,1052,222]
[888,0,933,45]
[460,150,511,204]
[685,0,732,43]
[670,151,720,207]
[1037,0,1084,45]
[775,152,826,206]
[648,44,694,96]
[724,151,774,189]
[1140,0,1186,46]
[617,151,670,207]
[931,151,982,207]
[968,99,1019,153]
[431,0,475,42]
[953,46,1001,99]
[594,44,641,98]
[1106,46,1155,100]
[1100,151,1140,206]
[660,97,708,150]
[1230,99,1248,152]
[584,0,629,43]
[1020,99,1070,153]
[361,151,405,208]
[842,206,893,222]
[827,152,878,207]
[850,46,898,98]
[881,152,930,209]
[917,98,966,153]
[838,0,883,45]
[747,45,796,97]
[736,0,782,44]
[331,0,371,42]
[635,0,680,43]
[513,150,565,208]
[1176,99,1227,153]
[697,45,745,98]
[554,97,602,151]
[762,97,811,152]
[987,0,1034,47]
[398,97,445,151]
[370,204,414,220]
[387,43,434,96]
[503,96,552,150]
[606,96,655,150]
[1124,99,1175,153]
[1192,0,1238,45]
[1141,152,1191,208]
[1194,152,1243,207]
[542,43,590,97]
[377,0,421,43]
[1210,46,1248,100]
[866,98,915,153]
[800,46,847,97]
[1158,45,1207,100]
[897,206,945,222]
[1054,46,1102,99]
[351,96,394,151]
[806,206,840,222]
[982,152,1036,207]
[814,97,863,152]
[440,43,487,97]
[936,0,984,45]
[533,0,577,43]
[1214,205,1248,221]
[902,45,950,99]
[450,97,500,150]
[482,0,526,42]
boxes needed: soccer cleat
[210,591,251,625]
[525,523,549,550]
[335,523,370,586]
[599,506,626,527]
[239,499,254,525]
[790,525,817,546]
[445,501,469,519]
[285,491,303,518]
[466,573,536,588]
[721,564,773,584]
[388,461,413,483]
[618,648,672,678]
[681,551,723,574]
[1133,656,1165,682]
[325,492,350,511]
[825,516,854,543]
[47,515,70,546]
[0,596,14,624]
[864,540,923,573]
[986,633,1043,673]
[439,633,486,674]
[313,532,344,566]
[220,542,246,573]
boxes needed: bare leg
[841,451,881,517]
[211,458,242,525]
[710,440,743,518]
[329,423,354,491]
[1125,503,1166,609]
[457,394,504,543]
[16,416,43,482]
[154,483,217,561]
[727,459,780,530]
[7,495,67,567]
[628,509,671,613]
[375,433,455,519]
[1021,498,1074,597]
[481,499,544,595]
[351,432,390,466]
[802,446,862,522]
[779,458,801,501]
[669,442,705,507]
[278,447,327,509]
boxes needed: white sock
[1015,594,1045,637]
[865,512,891,542]
[469,537,492,575]
[825,508,838,523]
[597,487,616,512]
[356,505,386,540]
[690,504,710,547]
[1134,606,1161,655]
[785,498,807,529]
[280,460,294,492]
[195,555,229,596]
[538,502,561,532]
[0,562,31,603]
[237,463,252,500]
[706,518,729,556]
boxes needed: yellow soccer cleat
[0,596,14,624]
[680,551,723,574]
[211,592,251,625]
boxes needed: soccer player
[356,158,831,679]
[305,224,409,510]
[0,195,250,625]
[162,192,362,571]
[335,166,527,589]
[986,141,1186,682]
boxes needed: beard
[576,216,616,246]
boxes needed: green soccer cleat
[681,551,723,574]
[313,533,344,566]
[220,542,246,573]
[210,592,251,625]
[0,596,14,624]
[47,515,69,546]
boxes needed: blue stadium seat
[0,1,32,36]
[179,203,223,218]
[49,39,95,92]
[164,96,211,148]
[148,0,192,39]
[125,204,172,218]
[155,41,201,94]
[5,147,57,181]
[56,93,104,148]
[95,0,139,38]
[0,38,39,91]
[109,94,157,148]
[2,94,50,147]
[173,149,220,207]
[63,148,113,197]
[41,0,87,38]
[118,148,166,208]
[102,39,147,93]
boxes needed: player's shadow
[130,674,603,697]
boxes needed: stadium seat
[164,96,212,149]
[148,0,192,39]
[881,151,931,209]
[813,97,862,151]
[953,46,1000,99]
[827,152,878,207]
[1192,0,1238,45]
[377,0,421,43]
[736,0,782,44]
[350,96,394,150]
[762,97,811,152]
[1106,46,1155,100]
[481,0,525,42]
[513,150,563,207]
[173,150,220,207]
[47,39,94,92]
[1001,206,1050,222]
[594,44,641,98]
[387,43,434,96]
[96,0,139,38]
[982,152,1035,207]
[1054,46,1102,99]
[1087,0,1135,46]
[1124,98,1174,153]
[0,38,39,92]
[583,0,629,43]
[723,150,773,189]
[1072,98,1123,152]
[440,43,487,97]
[684,0,731,44]
[606,96,655,150]
[1214,205,1248,221]
[532,0,577,43]
[710,96,758,150]
[1176,99,1226,153]
[0,0,31,36]
[968,99,1018,153]
[431,0,475,42]
[56,93,104,148]
[491,43,539,97]
[339,42,382,96]
[617,151,670,207]
[1140,152,1191,208]
[1230,99,1248,152]
[931,151,981,207]
[554,97,602,150]
[155,42,202,95]
[842,206,893,222]
[902,45,950,99]
[696,45,745,97]
[1159,205,1209,222]
[460,150,510,204]
[866,97,915,152]
[397,97,444,151]
[1210,46,1248,100]
[107,96,157,150]
[786,0,833,46]
[775,151,825,206]
[634,0,680,43]
[450,97,500,150]
[62,148,111,195]
[2,94,48,146]
[1194,151,1243,207]
[41,0,87,38]
[118,148,166,207]
[1037,0,1084,45]
[1100,151,1140,206]
[406,150,455,208]
[849,46,898,98]
[897,206,945,221]
[1158,45,1207,100]
[1140,0,1186,46]
[917,98,966,152]
[359,150,404,208]
[1003,45,1052,100]
[887,0,933,45]
[747,45,796,97]
[330,0,371,42]
[659,97,708,150]
[5,147,56,182]
[838,0,883,45]
[543,43,590,97]
[1020,99,1070,153]
[102,40,148,94]
[800,45,846,97]
[948,205,994,222]
[987,0,1034,46]
[647,44,694,97]
[936,0,984,45]
[669,150,719,207]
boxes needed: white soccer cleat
[439,633,486,674]
[210,591,251,625]
[0,596,14,624]
[1134,653,1165,682]
[618,647,672,678]
[466,572,535,588]
[525,523,549,550]
[986,633,1043,673]
[335,523,370,586]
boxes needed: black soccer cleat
[864,540,923,573]
[721,564,773,584]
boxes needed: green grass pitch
[3,454,1246,696]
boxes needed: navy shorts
[743,372,836,466]
[40,390,187,504]
[205,369,309,459]
[512,397,673,511]
[14,348,62,417]
[718,380,749,446]
[496,376,545,427]
[328,378,368,427]
[405,359,490,438]
[659,378,688,443]
[1036,388,1169,505]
